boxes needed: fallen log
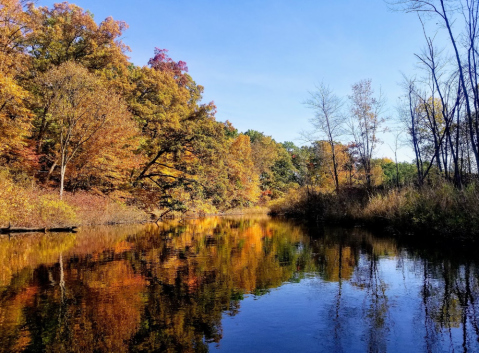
[0,226,78,234]
[48,226,78,233]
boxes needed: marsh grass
[270,183,479,237]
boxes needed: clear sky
[37,0,437,161]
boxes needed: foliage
[379,160,417,186]
[224,134,261,207]
[24,2,130,75]
[244,130,297,200]
[34,61,138,197]
[128,50,234,212]
[0,0,32,165]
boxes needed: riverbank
[269,183,479,241]
[0,172,148,228]
[0,172,272,229]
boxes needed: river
[0,216,478,352]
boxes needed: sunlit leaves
[36,61,137,196]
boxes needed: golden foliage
[225,135,261,207]
[24,2,130,74]
[36,61,139,194]
[0,0,31,160]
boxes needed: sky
[36,0,447,161]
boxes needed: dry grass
[0,171,77,227]
[269,187,366,222]
[269,183,479,237]
[0,171,147,228]
[65,192,147,225]
[363,183,479,235]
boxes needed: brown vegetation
[0,171,146,228]
[270,183,479,238]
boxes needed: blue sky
[37,0,439,161]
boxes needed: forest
[1,0,479,238]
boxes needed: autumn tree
[245,130,279,176]
[348,79,386,188]
[148,47,189,86]
[244,130,296,199]
[305,83,344,191]
[0,0,32,163]
[36,61,135,198]
[128,51,230,212]
[390,0,479,186]
[312,141,352,189]
[24,2,130,75]
[224,134,260,207]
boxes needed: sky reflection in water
[0,216,478,352]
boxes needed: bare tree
[348,79,387,188]
[304,83,344,191]
[398,76,426,184]
[388,0,479,173]
[387,129,404,187]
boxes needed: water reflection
[0,217,478,352]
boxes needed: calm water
[0,216,478,352]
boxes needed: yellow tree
[24,2,130,74]
[0,0,31,161]
[313,141,352,189]
[23,2,131,153]
[246,131,279,177]
[36,61,135,198]
[225,134,260,207]
[243,130,296,199]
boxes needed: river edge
[271,212,479,249]
[3,205,478,251]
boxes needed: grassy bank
[0,172,147,228]
[269,183,479,239]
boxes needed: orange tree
[35,61,137,198]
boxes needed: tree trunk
[330,142,340,192]
[440,0,479,168]
[60,164,66,200]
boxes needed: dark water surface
[1,216,479,352]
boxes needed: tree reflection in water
[0,217,478,352]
